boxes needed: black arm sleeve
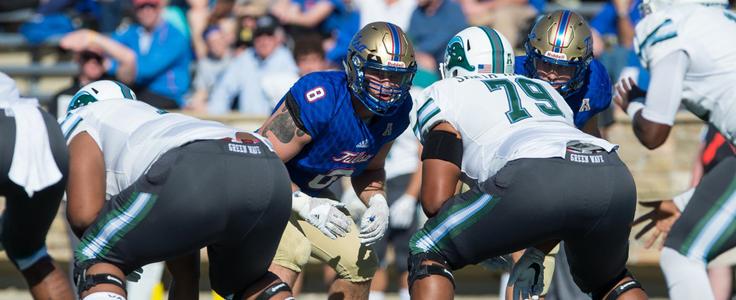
[421,130,463,168]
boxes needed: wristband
[673,188,695,211]
[627,102,645,120]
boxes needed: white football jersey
[59,100,240,199]
[412,74,617,184]
[635,5,736,142]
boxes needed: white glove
[508,247,545,300]
[389,194,417,229]
[292,191,351,239]
[359,194,389,246]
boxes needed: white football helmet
[640,0,728,15]
[440,26,515,79]
[68,80,137,111]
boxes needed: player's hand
[359,194,389,246]
[389,194,417,229]
[292,191,351,240]
[508,247,545,300]
[613,77,646,112]
[633,199,681,249]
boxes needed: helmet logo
[352,55,363,67]
[387,60,406,68]
[544,51,568,60]
[351,34,368,52]
[444,37,475,73]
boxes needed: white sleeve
[634,12,683,68]
[640,50,689,126]
[58,108,102,148]
[413,83,450,143]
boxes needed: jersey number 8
[308,169,354,190]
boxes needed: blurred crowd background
[3,0,720,121]
[1,1,736,298]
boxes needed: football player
[408,26,646,300]
[512,10,614,299]
[517,10,612,137]
[0,74,75,299]
[62,81,293,300]
[614,0,736,299]
[258,21,417,299]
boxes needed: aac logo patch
[579,98,591,112]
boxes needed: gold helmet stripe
[478,26,505,73]
[553,10,572,53]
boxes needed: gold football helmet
[344,21,417,116]
[524,10,593,96]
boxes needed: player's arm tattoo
[262,105,306,144]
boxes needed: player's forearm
[632,112,671,149]
[351,168,387,206]
[404,163,422,198]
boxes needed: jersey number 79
[482,78,564,124]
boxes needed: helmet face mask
[363,64,413,103]
[440,26,515,79]
[345,22,417,116]
[524,10,593,97]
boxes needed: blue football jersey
[277,71,412,196]
[515,56,612,128]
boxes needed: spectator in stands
[407,0,467,75]
[51,49,114,117]
[187,25,233,113]
[588,0,643,137]
[208,14,297,115]
[590,0,641,57]
[293,35,330,76]
[270,0,359,66]
[458,0,544,49]
[354,0,417,30]
[114,0,192,109]
[59,29,137,86]
[261,34,330,111]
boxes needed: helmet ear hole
[452,70,458,77]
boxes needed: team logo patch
[579,98,591,112]
[383,123,393,136]
[544,51,568,60]
[356,139,369,148]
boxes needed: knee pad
[82,292,126,300]
[408,252,455,291]
[73,261,126,295]
[246,281,292,300]
[592,270,644,300]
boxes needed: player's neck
[352,97,376,123]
